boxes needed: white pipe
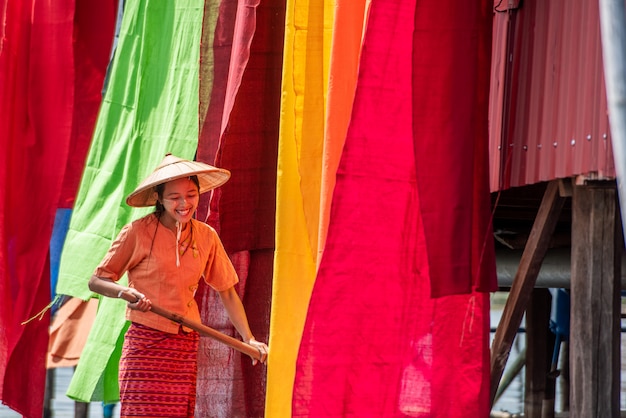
[599,0,626,241]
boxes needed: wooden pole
[570,183,621,418]
[118,290,264,362]
[490,180,566,406]
[494,347,526,404]
[524,288,555,418]
[43,368,53,418]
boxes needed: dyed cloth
[0,1,102,416]
[119,323,199,418]
[47,298,98,369]
[266,0,333,415]
[58,1,117,209]
[95,214,238,334]
[292,0,494,416]
[195,0,284,416]
[412,0,497,297]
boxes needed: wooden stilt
[43,368,54,418]
[558,341,570,413]
[75,401,89,418]
[524,288,555,418]
[570,182,621,418]
[494,347,526,404]
[490,180,566,406]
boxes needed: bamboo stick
[118,289,263,361]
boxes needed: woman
[88,153,268,417]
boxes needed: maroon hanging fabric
[196,0,284,417]
[58,1,118,208]
[412,0,497,297]
[0,1,74,416]
[197,0,238,221]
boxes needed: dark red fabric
[196,1,284,417]
[197,0,238,221]
[59,1,117,208]
[0,1,74,416]
[412,0,497,297]
[196,249,273,417]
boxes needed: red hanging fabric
[0,1,74,416]
[412,0,497,297]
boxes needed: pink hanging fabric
[0,1,74,416]
[293,0,493,416]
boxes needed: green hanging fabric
[56,0,204,402]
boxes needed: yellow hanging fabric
[266,0,334,416]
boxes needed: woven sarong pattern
[119,323,200,417]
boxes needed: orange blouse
[94,213,238,333]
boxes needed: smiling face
[155,177,200,228]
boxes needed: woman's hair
[154,175,200,215]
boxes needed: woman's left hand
[247,338,269,365]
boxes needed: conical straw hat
[125,154,231,207]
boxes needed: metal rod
[599,0,626,243]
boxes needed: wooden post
[558,341,570,413]
[524,288,555,418]
[491,180,566,406]
[570,182,621,418]
[43,368,54,418]
[75,402,89,418]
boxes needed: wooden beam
[490,180,566,406]
[570,183,621,418]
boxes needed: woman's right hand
[125,289,152,312]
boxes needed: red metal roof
[489,0,615,192]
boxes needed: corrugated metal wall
[489,0,615,191]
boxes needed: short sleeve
[203,231,239,291]
[94,223,142,281]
